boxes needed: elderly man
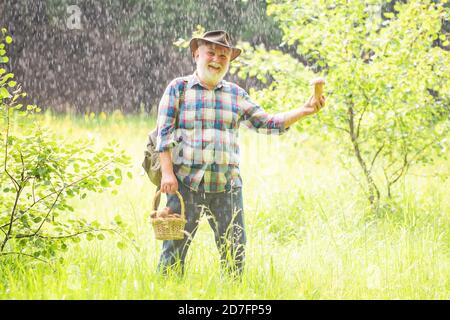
[155,30,325,277]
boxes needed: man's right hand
[160,172,178,194]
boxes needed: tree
[0,29,132,263]
[232,0,450,209]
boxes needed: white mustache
[208,63,222,69]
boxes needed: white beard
[196,60,229,86]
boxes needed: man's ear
[193,49,199,62]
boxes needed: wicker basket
[150,190,186,240]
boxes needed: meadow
[0,113,448,299]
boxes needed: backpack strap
[174,77,188,129]
[178,77,188,113]
[146,77,189,196]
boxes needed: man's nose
[212,55,223,63]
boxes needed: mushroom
[158,207,171,218]
[310,77,325,100]
[165,207,173,215]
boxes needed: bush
[0,29,132,263]
[232,0,450,209]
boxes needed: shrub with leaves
[231,0,450,208]
[0,29,132,263]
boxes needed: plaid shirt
[156,72,289,193]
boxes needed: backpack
[142,129,161,188]
[142,78,187,189]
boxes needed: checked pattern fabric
[156,72,289,193]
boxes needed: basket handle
[152,190,185,220]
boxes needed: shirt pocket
[221,103,239,130]
[179,101,196,129]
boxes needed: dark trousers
[157,179,246,277]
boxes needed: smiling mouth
[208,65,221,72]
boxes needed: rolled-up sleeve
[238,90,289,135]
[156,80,181,152]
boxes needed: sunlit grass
[0,112,448,299]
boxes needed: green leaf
[116,241,126,250]
[127,172,133,179]
[72,237,81,243]
[100,177,109,187]
[97,234,105,240]
[91,220,100,228]
[0,87,9,98]
[5,36,12,44]
[2,72,13,81]
[33,216,43,223]
[114,215,123,225]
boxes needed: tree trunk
[348,104,380,210]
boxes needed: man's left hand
[302,95,326,116]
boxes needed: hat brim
[189,38,242,61]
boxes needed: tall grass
[0,113,448,299]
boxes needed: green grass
[0,113,448,299]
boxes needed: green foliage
[0,31,133,263]
[0,117,448,299]
[233,0,450,206]
[173,25,206,49]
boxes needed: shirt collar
[187,71,225,90]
